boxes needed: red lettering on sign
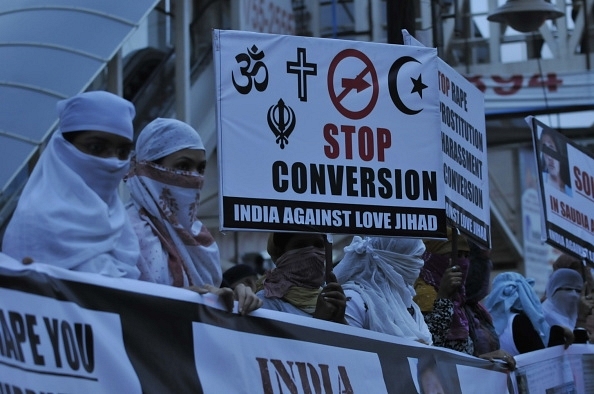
[528,73,563,92]
[466,73,563,96]
[465,75,486,93]
[574,166,594,199]
[492,75,523,95]
[323,123,391,162]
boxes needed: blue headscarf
[484,272,550,346]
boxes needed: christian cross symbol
[286,47,317,102]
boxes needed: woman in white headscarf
[484,272,574,355]
[542,268,583,330]
[334,236,433,344]
[2,91,140,278]
[125,118,261,314]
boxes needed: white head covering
[2,91,140,278]
[484,272,550,345]
[134,117,204,161]
[126,118,221,287]
[542,268,583,329]
[334,236,432,344]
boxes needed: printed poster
[403,29,490,247]
[213,29,446,238]
[527,116,594,263]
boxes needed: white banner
[0,253,514,393]
[214,29,446,238]
[5,253,594,392]
[527,116,594,263]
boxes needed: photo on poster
[407,356,462,394]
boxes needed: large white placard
[403,30,490,247]
[214,29,446,238]
[527,116,594,263]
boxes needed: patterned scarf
[420,252,470,340]
[260,246,325,313]
[126,159,220,287]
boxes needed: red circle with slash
[327,49,379,120]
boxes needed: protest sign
[213,29,446,238]
[527,116,594,263]
[514,344,594,393]
[403,30,490,247]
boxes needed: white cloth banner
[213,29,446,238]
[2,252,594,392]
[0,252,515,393]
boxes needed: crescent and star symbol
[388,56,427,115]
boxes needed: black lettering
[360,167,375,197]
[310,164,326,194]
[25,314,44,366]
[43,317,62,368]
[292,162,307,194]
[61,321,80,370]
[378,168,392,198]
[346,166,357,197]
[272,161,288,192]
[76,323,94,373]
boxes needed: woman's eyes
[85,142,107,155]
[174,161,206,174]
[174,162,191,171]
[116,146,132,159]
[83,141,131,159]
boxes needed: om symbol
[232,45,269,94]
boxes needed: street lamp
[487,0,565,33]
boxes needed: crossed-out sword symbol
[267,99,296,149]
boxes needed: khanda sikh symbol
[267,99,296,149]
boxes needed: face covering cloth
[2,91,139,278]
[335,236,433,344]
[126,118,221,287]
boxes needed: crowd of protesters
[2,91,593,375]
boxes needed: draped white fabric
[542,268,583,329]
[126,118,221,287]
[2,92,140,278]
[334,236,432,344]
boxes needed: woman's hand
[436,263,463,300]
[187,284,235,312]
[233,283,263,315]
[561,325,575,349]
[187,284,262,315]
[313,272,347,324]
[478,349,516,371]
